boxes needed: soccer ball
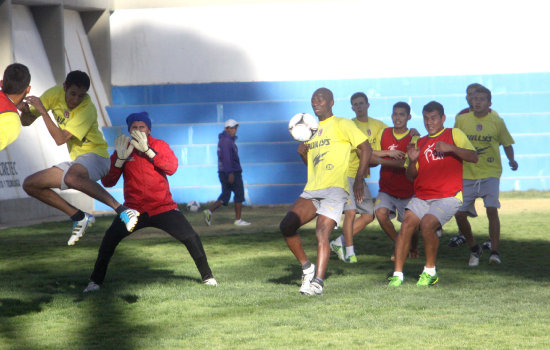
[186,200,201,212]
[288,113,319,142]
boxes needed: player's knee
[22,175,38,195]
[375,208,388,221]
[280,212,301,237]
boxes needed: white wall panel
[110,0,550,86]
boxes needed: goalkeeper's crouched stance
[83,112,217,293]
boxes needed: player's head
[63,70,90,110]
[465,83,484,108]
[127,111,152,135]
[422,101,445,136]
[391,102,411,130]
[224,119,239,137]
[1,63,31,104]
[350,92,369,118]
[472,86,492,115]
[311,88,334,119]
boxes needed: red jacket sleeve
[101,152,123,187]
[149,136,178,176]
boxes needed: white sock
[345,245,355,258]
[423,266,436,276]
[393,271,404,281]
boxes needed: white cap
[225,119,239,128]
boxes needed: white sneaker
[302,279,323,296]
[83,281,100,293]
[203,277,218,286]
[489,253,502,264]
[299,264,315,294]
[234,219,251,226]
[120,208,140,232]
[330,240,345,261]
[469,247,483,267]
[68,213,95,246]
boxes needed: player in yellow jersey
[453,86,517,266]
[0,63,31,151]
[328,92,387,263]
[279,88,372,296]
[20,71,140,245]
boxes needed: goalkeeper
[83,112,217,292]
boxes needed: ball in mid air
[288,113,319,142]
[187,200,201,212]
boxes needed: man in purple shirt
[203,119,251,226]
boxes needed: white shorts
[343,177,374,214]
[55,153,110,190]
[300,187,348,227]
[406,196,462,227]
[374,191,411,222]
[458,177,500,217]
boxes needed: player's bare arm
[504,145,518,170]
[17,100,39,126]
[24,95,73,145]
[353,140,372,203]
[434,141,478,163]
[297,143,308,165]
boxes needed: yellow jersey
[347,117,387,177]
[304,116,368,193]
[454,111,514,179]
[32,86,108,160]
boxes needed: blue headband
[126,112,152,131]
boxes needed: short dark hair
[393,101,410,115]
[2,63,31,94]
[65,70,90,90]
[422,101,444,116]
[350,92,368,104]
[474,85,492,103]
[466,83,484,93]
[313,87,334,102]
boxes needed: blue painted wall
[95,73,550,210]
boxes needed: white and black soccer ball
[186,200,201,213]
[288,113,319,142]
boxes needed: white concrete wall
[110,0,550,86]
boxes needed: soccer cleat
[448,234,466,247]
[388,276,403,287]
[469,246,483,267]
[489,253,502,265]
[203,210,212,226]
[302,278,323,296]
[68,213,95,246]
[234,219,251,226]
[202,277,218,286]
[345,254,357,264]
[330,241,346,261]
[416,272,439,286]
[299,264,315,294]
[83,281,100,293]
[120,208,140,232]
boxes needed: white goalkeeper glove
[130,130,156,158]
[114,134,135,168]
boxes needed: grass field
[1,191,550,349]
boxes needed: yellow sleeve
[340,118,368,148]
[497,118,515,147]
[373,128,384,151]
[0,112,22,150]
[452,128,476,151]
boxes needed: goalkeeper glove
[130,130,156,158]
[114,134,135,168]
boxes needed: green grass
[1,193,550,349]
